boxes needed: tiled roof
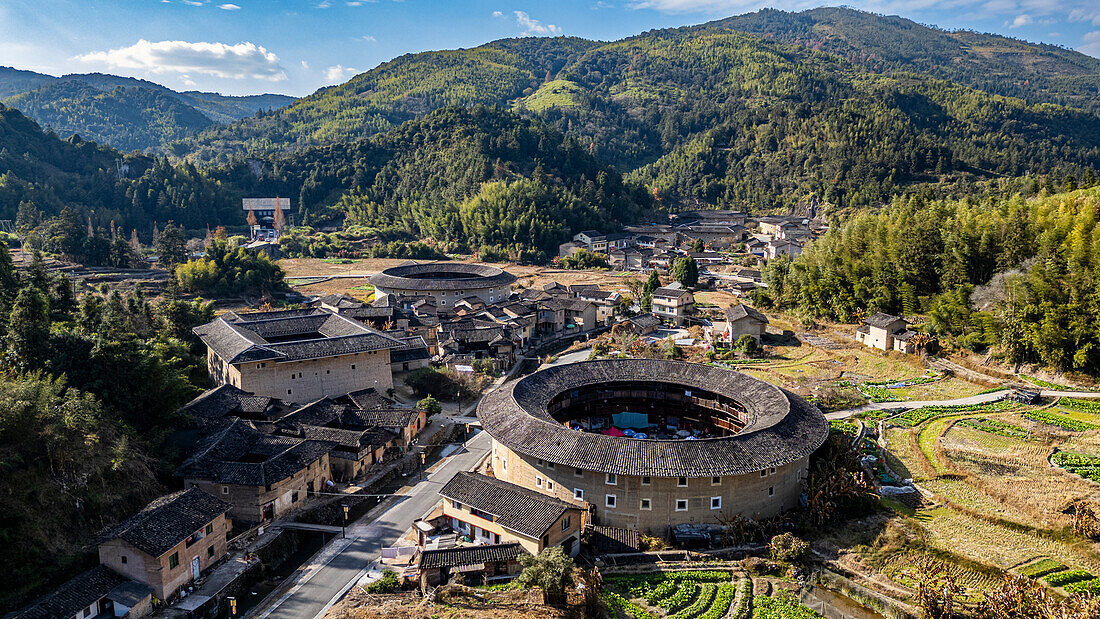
[193,309,403,365]
[419,542,528,570]
[441,473,582,538]
[101,487,231,557]
[540,298,594,313]
[342,387,393,410]
[181,384,275,426]
[355,408,421,430]
[626,313,661,329]
[589,526,640,554]
[391,336,431,363]
[369,262,516,291]
[653,287,691,299]
[175,419,331,486]
[864,312,905,329]
[477,359,828,477]
[10,566,130,619]
[726,304,768,325]
[297,424,396,450]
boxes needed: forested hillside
[717,7,1100,116]
[179,37,598,162]
[0,67,294,151]
[762,186,1100,373]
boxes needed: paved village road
[256,431,491,619]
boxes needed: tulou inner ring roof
[478,359,828,477]
[369,262,517,291]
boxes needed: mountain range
[0,67,294,151]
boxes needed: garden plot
[602,571,738,619]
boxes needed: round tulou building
[477,359,829,532]
[369,262,517,310]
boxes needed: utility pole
[341,502,349,538]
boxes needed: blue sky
[2,0,1099,97]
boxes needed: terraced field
[602,571,740,619]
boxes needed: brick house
[98,488,232,602]
[439,472,586,557]
[856,312,916,353]
[651,286,695,326]
[176,419,332,523]
[416,543,528,589]
[193,308,403,404]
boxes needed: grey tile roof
[419,542,529,570]
[726,304,768,325]
[369,262,516,291]
[296,424,396,451]
[864,312,906,329]
[193,309,403,365]
[101,487,231,558]
[589,526,640,554]
[181,384,274,426]
[175,419,331,486]
[440,473,582,538]
[391,336,430,364]
[477,359,828,477]
[342,387,393,410]
[626,313,661,329]
[653,287,692,299]
[10,566,130,619]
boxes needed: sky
[1,0,1099,97]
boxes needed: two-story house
[439,472,586,556]
[856,312,916,353]
[98,488,232,603]
[651,286,695,326]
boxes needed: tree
[644,270,661,295]
[417,395,443,417]
[5,288,50,372]
[155,222,187,269]
[767,533,809,564]
[672,256,699,288]
[691,238,705,252]
[516,546,575,604]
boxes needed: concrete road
[255,431,492,619]
[824,388,1100,420]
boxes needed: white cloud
[182,0,204,6]
[1080,31,1100,57]
[300,60,310,69]
[324,64,359,83]
[219,3,241,10]
[1008,14,1032,27]
[362,35,377,42]
[74,39,287,81]
[492,10,504,17]
[316,0,331,7]
[513,10,562,35]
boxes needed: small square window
[605,473,617,485]
[536,477,543,487]
[121,555,127,564]
[768,486,775,496]
[640,498,652,510]
[547,480,555,491]
[760,470,767,477]
[769,467,776,474]
[574,488,584,500]
[351,364,356,370]
[605,494,617,508]
[545,461,554,469]
[677,477,688,487]
[711,496,722,510]
[207,546,215,558]
[574,468,584,477]
[287,389,292,395]
[675,499,688,512]
[641,476,651,485]
[711,476,721,486]
[206,524,214,534]
[222,486,229,494]
[453,500,461,509]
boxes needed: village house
[576,288,622,326]
[415,543,528,590]
[438,320,517,365]
[176,419,332,523]
[557,241,583,259]
[674,209,747,227]
[98,488,232,603]
[439,472,586,556]
[651,285,695,326]
[766,238,803,260]
[390,335,431,373]
[619,313,661,336]
[609,247,652,271]
[856,312,917,353]
[193,308,404,404]
[10,565,154,619]
[572,230,608,252]
[605,231,635,250]
[719,304,770,345]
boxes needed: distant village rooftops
[10,565,149,619]
[100,487,232,558]
[193,308,403,365]
[440,472,582,539]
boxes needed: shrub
[417,395,442,417]
[365,569,400,593]
[733,334,759,355]
[768,533,810,564]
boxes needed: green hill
[714,7,1100,116]
[0,67,295,151]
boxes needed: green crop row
[957,417,1031,439]
[752,593,824,618]
[1017,558,1067,578]
[860,385,902,402]
[601,590,654,619]
[660,582,698,612]
[1061,398,1100,413]
[671,582,716,619]
[896,401,1016,427]
[1024,410,1098,431]
[731,578,753,619]
[830,420,859,435]
[1044,569,1094,586]
[699,583,738,619]
[1064,579,1100,594]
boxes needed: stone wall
[185,453,331,523]
[222,349,393,403]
